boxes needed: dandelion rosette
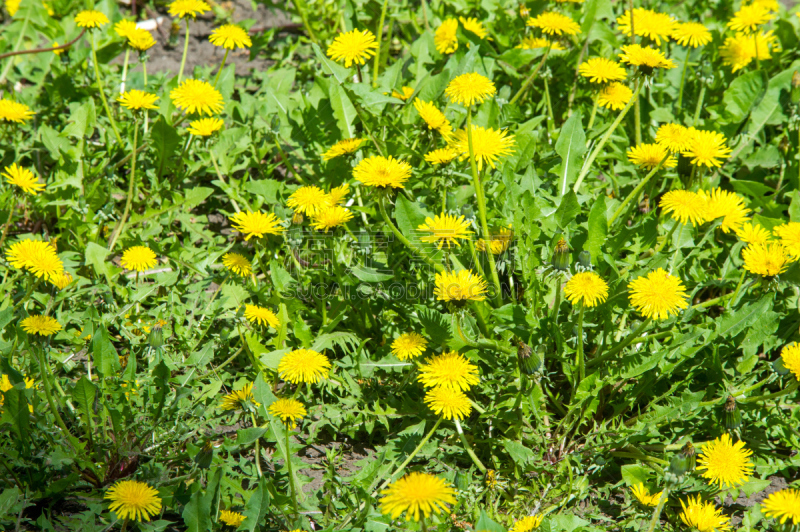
[0,98,35,124]
[117,90,159,111]
[434,269,488,302]
[243,304,279,328]
[616,8,676,45]
[218,510,246,527]
[660,190,707,226]
[434,19,459,54]
[417,351,480,391]
[450,125,515,171]
[268,398,306,428]
[761,488,800,525]
[220,382,260,410]
[630,483,663,506]
[413,99,452,137]
[417,213,473,249]
[628,268,688,320]
[229,211,284,240]
[310,205,354,232]
[121,246,158,272]
[322,138,366,160]
[598,82,633,110]
[526,12,581,36]
[209,24,252,49]
[742,242,790,277]
[772,222,800,259]
[278,349,331,384]
[3,163,44,195]
[445,72,497,107]
[696,433,754,489]
[627,143,677,170]
[780,343,800,381]
[379,472,456,521]
[105,480,162,522]
[187,118,224,136]
[391,332,427,361]
[564,272,609,308]
[353,155,411,189]
[287,186,331,217]
[578,57,627,84]
[509,515,544,532]
[170,79,224,116]
[326,29,378,67]
[168,0,210,19]
[21,315,62,336]
[424,386,472,420]
[424,147,460,165]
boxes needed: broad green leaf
[350,264,394,282]
[181,467,222,532]
[554,111,585,197]
[2,388,29,442]
[722,70,766,124]
[475,510,506,532]
[151,117,181,177]
[312,43,351,84]
[621,464,650,486]
[555,191,580,230]
[240,477,271,532]
[328,82,357,138]
[84,242,110,278]
[71,376,97,429]
[717,295,773,338]
[503,439,535,466]
[586,195,607,263]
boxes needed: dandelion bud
[773,356,790,376]
[194,440,214,469]
[519,4,530,18]
[578,250,592,268]
[455,470,471,490]
[722,395,742,431]
[517,341,542,375]
[148,325,163,349]
[668,442,696,478]
[551,238,569,271]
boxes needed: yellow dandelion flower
[424,386,472,420]
[509,515,544,532]
[696,434,754,489]
[218,510,246,527]
[380,472,456,522]
[413,98,452,137]
[220,382,260,410]
[3,163,44,195]
[326,29,378,67]
[702,188,749,233]
[310,206,353,232]
[74,10,109,28]
[353,155,411,189]
[115,20,138,39]
[781,343,800,381]
[5,239,56,270]
[720,31,777,71]
[28,247,64,280]
[117,90,159,111]
[229,211,284,240]
[655,123,692,153]
[21,315,62,336]
[476,225,513,254]
[417,351,479,391]
[617,9,676,45]
[209,24,251,49]
[735,222,771,246]
[391,332,427,361]
[773,222,800,259]
[278,349,331,384]
[598,82,633,110]
[680,496,731,532]
[762,489,800,525]
[631,483,663,507]
[268,398,306,428]
[168,0,209,18]
[517,36,564,50]
[105,480,162,522]
[742,242,790,277]
[672,21,712,47]
[128,29,156,51]
[619,44,676,72]
[728,3,772,33]
[435,19,459,54]
[0,98,35,124]
[327,183,350,205]
[187,117,224,136]
[685,129,732,168]
[434,269,488,302]
[578,57,627,83]
[50,272,73,290]
[5,0,20,16]
[288,185,331,216]
[424,147,460,165]
[244,304,279,328]
[417,213,473,249]
[322,138,366,160]
[445,72,497,107]
[627,143,677,170]
[526,11,581,36]
[450,125,515,171]
[170,79,224,116]
[564,271,609,308]
[459,16,488,39]
[628,268,688,320]
[392,86,415,101]
[222,252,251,276]
[660,190,707,226]
[120,246,158,272]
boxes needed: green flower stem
[420,0,430,31]
[209,149,241,213]
[727,270,747,309]
[544,77,555,134]
[634,89,642,146]
[466,108,503,307]
[587,318,652,369]
[608,154,669,228]
[120,47,130,94]
[677,48,690,110]
[36,346,78,450]
[378,195,443,273]
[644,486,670,532]
[120,518,129,532]
[653,220,680,255]
[178,18,190,83]
[698,375,776,407]
[249,412,263,478]
[0,199,16,250]
[509,44,551,106]
[585,92,600,132]
[453,313,514,355]
[740,381,798,404]
[143,59,148,87]
[213,48,229,88]
[467,239,487,280]
[272,136,306,185]
[374,416,443,495]
[90,32,123,145]
[574,79,642,192]
[108,116,139,252]
[551,277,563,323]
[692,85,706,125]
[285,424,298,514]
[293,0,319,44]
[454,418,487,473]
[421,518,428,532]
[0,8,30,85]
[575,303,586,383]
[372,0,389,86]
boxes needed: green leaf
[0,307,14,335]
[240,477,271,532]
[722,70,767,124]
[394,195,433,242]
[2,388,29,442]
[621,464,650,486]
[740,477,772,497]
[243,179,283,204]
[71,376,97,429]
[181,467,222,532]
[84,242,110,278]
[151,117,181,177]
[555,191,581,230]
[312,43,351,84]
[269,259,295,293]
[350,264,394,282]
[554,111,586,197]
[475,510,506,532]
[717,295,773,338]
[293,314,313,347]
[550,514,589,532]
[328,82,357,138]
[91,327,121,377]
[236,427,268,446]
[0,487,22,520]
[586,195,607,263]
[503,439,535,466]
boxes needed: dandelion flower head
[391,332,427,361]
[424,147,460,165]
[120,246,158,272]
[696,433,754,489]
[170,79,224,116]
[619,44,676,72]
[579,57,627,84]
[418,213,473,249]
[672,22,712,47]
[742,243,790,277]
[168,0,210,18]
[727,2,773,33]
[209,24,252,49]
[222,252,251,276]
[450,125,515,171]
[105,480,162,522]
[322,138,366,160]
[75,10,109,28]
[459,16,488,39]
[660,190,707,226]
[353,155,411,189]
[445,72,497,107]
[268,398,307,428]
[680,496,731,532]
[435,19,459,54]
[391,86,415,101]
[627,143,677,170]
[526,12,581,36]
[509,515,544,532]
[564,271,609,308]
[21,315,62,336]
[278,349,331,384]
[3,163,45,195]
[684,129,732,168]
[326,29,378,67]
[772,222,800,259]
[288,185,331,216]
[0,98,35,124]
[417,351,480,391]
[244,304,279,328]
[187,117,224,136]
[128,29,156,51]
[424,386,472,420]
[702,188,750,233]
[229,211,284,240]
[218,510,246,527]
[617,8,677,45]
[117,90,159,111]
[655,123,692,153]
[310,206,354,232]
[413,99,452,137]
[220,382,260,410]
[434,269,488,302]
[761,489,800,525]
[780,343,800,381]
[735,222,771,246]
[598,82,633,110]
[628,268,688,320]
[380,472,456,522]
[631,483,663,507]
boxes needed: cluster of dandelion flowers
[780,343,800,381]
[278,349,331,384]
[21,315,62,336]
[105,480,162,522]
[772,222,800,259]
[434,269,488,303]
[391,86,414,101]
[672,22,712,48]
[517,36,564,51]
[117,90,159,112]
[168,0,210,18]
[268,398,306,429]
[619,44,676,73]
[391,332,427,361]
[229,210,284,240]
[220,382,260,410]
[696,434,754,489]
[243,304,279,328]
[477,226,513,255]
[209,24,252,49]
[564,272,609,308]
[630,483,663,507]
[0,98,35,124]
[310,206,354,232]
[628,268,688,320]
[434,19,459,54]
[322,138,366,160]
[326,29,378,67]
[627,144,677,170]
[417,214,473,249]
[598,83,633,111]
[6,238,64,280]
[353,155,411,189]
[742,243,790,278]
[508,515,544,532]
[287,186,330,217]
[413,99,452,137]
[680,496,731,532]
[74,9,109,28]
[526,11,581,36]
[424,386,472,420]
[417,351,480,391]
[380,472,456,522]
[445,72,496,107]
[736,222,771,246]
[684,130,732,168]
[221,252,251,276]
[170,79,224,116]
[218,510,246,527]
[655,123,692,153]
[450,125,515,171]
[660,190,707,226]
[459,16,488,39]
[187,118,224,136]
[762,489,800,525]
[424,147,460,165]
[727,2,772,33]
[3,163,45,195]
[616,8,676,45]
[578,58,627,84]
[121,246,158,272]
[702,188,749,233]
